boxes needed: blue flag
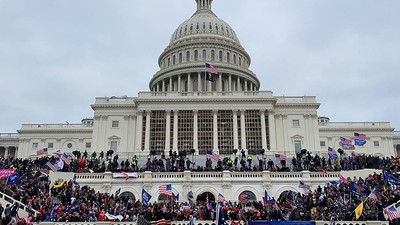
[142,189,152,208]
[264,190,274,204]
[384,171,400,185]
[187,191,193,200]
[330,180,341,186]
[50,205,59,218]
[6,174,20,186]
[175,193,179,201]
[350,182,369,195]
[216,204,228,225]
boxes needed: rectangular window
[292,120,300,127]
[110,141,118,151]
[320,141,326,147]
[112,121,119,128]
[32,143,38,149]
[374,141,380,147]
[294,140,302,154]
[86,142,91,148]
[48,143,54,149]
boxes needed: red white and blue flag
[37,148,48,156]
[368,190,378,203]
[340,137,355,150]
[328,147,338,160]
[46,161,58,173]
[159,184,172,196]
[205,63,218,74]
[61,153,71,165]
[218,193,228,203]
[384,206,400,221]
[354,133,367,146]
[275,154,287,161]
[299,181,311,189]
[206,150,220,161]
[53,149,65,156]
[339,174,349,184]
[240,193,250,204]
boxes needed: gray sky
[1,0,399,133]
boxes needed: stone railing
[320,122,391,128]
[38,221,388,225]
[394,131,400,137]
[21,123,93,129]
[0,191,40,217]
[0,133,19,138]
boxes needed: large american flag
[37,148,48,156]
[339,174,349,184]
[299,181,311,189]
[354,133,366,140]
[205,63,218,74]
[368,190,378,203]
[218,193,228,203]
[240,193,250,204]
[159,184,172,196]
[384,206,400,221]
[206,150,220,161]
[61,153,71,165]
[275,154,287,161]
[46,161,58,173]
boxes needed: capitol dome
[149,0,260,94]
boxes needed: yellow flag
[53,180,65,189]
[355,202,363,220]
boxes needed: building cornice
[136,98,277,104]
[18,129,93,134]
[319,127,395,132]
[91,104,137,110]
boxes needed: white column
[282,115,289,153]
[268,111,276,151]
[218,73,222,92]
[244,80,248,92]
[188,73,192,92]
[240,110,247,152]
[145,111,151,151]
[165,110,171,152]
[169,77,172,92]
[173,110,178,151]
[193,110,198,154]
[260,109,267,150]
[228,74,232,92]
[237,77,241,91]
[213,110,219,153]
[135,111,143,151]
[197,72,201,92]
[250,83,253,92]
[156,83,160,92]
[233,110,239,150]
[162,80,166,92]
[178,75,181,93]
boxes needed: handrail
[0,190,40,217]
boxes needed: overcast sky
[1,0,399,133]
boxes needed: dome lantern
[196,0,213,11]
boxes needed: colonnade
[151,72,258,93]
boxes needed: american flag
[37,148,48,156]
[205,63,218,74]
[218,193,228,203]
[299,181,311,189]
[339,174,349,184]
[159,184,172,196]
[368,190,378,203]
[340,137,352,145]
[206,150,220,161]
[354,133,366,140]
[384,206,400,221]
[272,202,280,210]
[61,153,71,165]
[240,193,250,204]
[46,161,58,173]
[275,154,287,161]
[53,148,65,156]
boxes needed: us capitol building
[1,1,398,177]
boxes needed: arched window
[196,23,199,30]
[186,51,190,62]
[221,26,224,33]
[233,54,236,64]
[168,57,170,66]
[203,49,206,60]
[179,53,183,63]
[219,51,223,62]
[215,23,218,31]
[227,52,230,63]
[173,55,176,65]
[209,23,212,30]
[239,57,242,66]
[184,25,187,33]
[190,24,193,31]
[203,22,206,30]
[194,50,198,61]
[211,50,215,61]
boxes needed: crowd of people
[0,153,399,224]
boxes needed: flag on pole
[384,206,400,221]
[53,149,65,156]
[61,153,71,165]
[218,193,228,203]
[206,150,220,161]
[37,148,48,156]
[57,159,64,170]
[240,193,250,204]
[115,188,121,196]
[206,73,214,82]
[275,154,287,161]
[174,193,179,201]
[367,190,378,203]
[142,189,152,208]
[328,147,338,160]
[355,202,363,220]
[384,171,400,185]
[46,161,58,173]
[159,184,172,196]
[264,190,274,204]
[187,191,194,201]
[340,137,355,150]
[354,133,367,146]
[6,174,20,186]
[299,181,311,189]
[205,63,218,74]
[216,204,228,225]
[339,174,349,184]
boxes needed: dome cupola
[149,0,260,94]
